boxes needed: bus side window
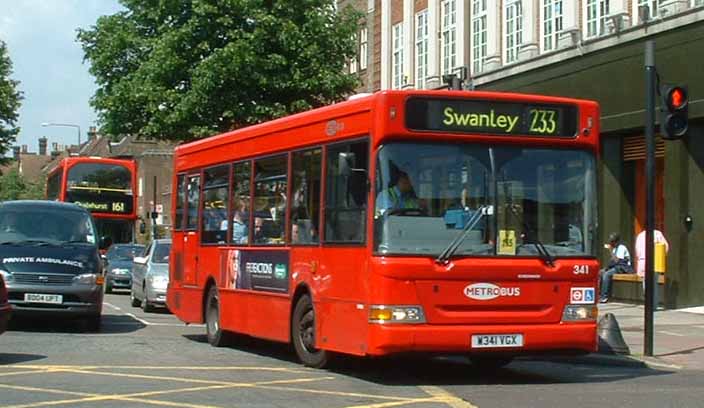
[229,161,252,245]
[174,174,186,230]
[201,164,230,244]
[185,174,201,231]
[253,155,288,245]
[325,140,369,243]
[290,148,322,245]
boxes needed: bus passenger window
[253,155,288,245]
[229,161,251,245]
[174,175,186,230]
[185,175,201,231]
[325,140,368,243]
[290,148,321,245]
[201,164,230,244]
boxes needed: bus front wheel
[292,295,330,368]
[205,286,229,347]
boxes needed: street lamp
[41,122,81,146]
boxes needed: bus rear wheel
[292,294,330,368]
[205,286,229,347]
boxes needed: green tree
[0,168,45,201]
[78,0,362,141]
[0,40,22,164]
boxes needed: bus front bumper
[366,322,597,356]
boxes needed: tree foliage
[78,0,362,141]
[0,40,22,164]
[0,168,45,201]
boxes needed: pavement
[584,302,704,371]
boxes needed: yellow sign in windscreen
[498,230,517,255]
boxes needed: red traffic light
[667,86,687,110]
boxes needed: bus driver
[375,171,420,215]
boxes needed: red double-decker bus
[46,157,138,245]
[167,90,600,368]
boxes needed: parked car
[131,239,171,312]
[103,243,145,293]
[0,201,103,331]
[0,273,11,335]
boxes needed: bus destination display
[405,97,578,137]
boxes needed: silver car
[130,239,171,312]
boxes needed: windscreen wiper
[436,205,489,265]
[505,204,555,267]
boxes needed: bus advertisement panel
[167,90,600,368]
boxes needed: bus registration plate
[24,293,63,304]
[471,334,523,348]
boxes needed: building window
[585,0,609,39]
[392,22,404,89]
[542,0,563,52]
[416,10,429,89]
[441,0,457,75]
[695,0,704,7]
[471,0,487,74]
[360,27,368,70]
[635,0,658,22]
[505,0,523,64]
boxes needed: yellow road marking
[253,384,418,401]
[0,383,95,397]
[0,369,53,378]
[420,386,478,408]
[4,365,308,372]
[343,397,443,408]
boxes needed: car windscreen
[152,243,171,264]
[106,245,145,261]
[0,207,96,245]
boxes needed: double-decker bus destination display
[405,97,579,137]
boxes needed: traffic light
[660,85,688,140]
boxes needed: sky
[0,0,124,155]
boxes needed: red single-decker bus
[167,90,601,368]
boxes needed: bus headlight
[369,305,425,324]
[562,305,598,322]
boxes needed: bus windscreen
[405,97,579,137]
[66,163,134,214]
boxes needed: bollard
[655,242,667,273]
[597,313,630,355]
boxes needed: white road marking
[103,302,122,311]
[657,330,685,337]
[104,301,204,327]
[125,312,151,326]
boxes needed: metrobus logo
[463,283,521,300]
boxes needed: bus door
[183,174,201,286]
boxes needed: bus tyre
[469,356,513,370]
[292,295,330,368]
[205,286,229,347]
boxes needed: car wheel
[292,294,330,368]
[141,296,154,313]
[205,285,230,347]
[130,291,140,307]
[84,315,101,332]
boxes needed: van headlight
[111,268,130,275]
[73,273,100,285]
[369,305,425,324]
[0,269,13,283]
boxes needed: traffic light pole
[644,40,656,357]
